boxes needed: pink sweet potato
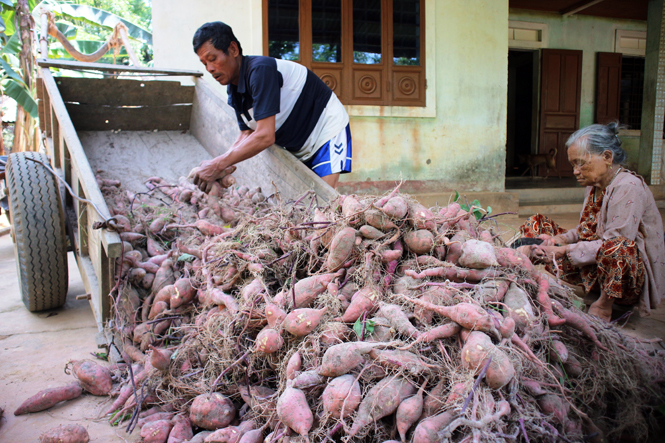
[461,331,515,389]
[152,259,175,294]
[283,307,327,336]
[14,382,83,415]
[403,230,435,255]
[39,424,90,443]
[322,374,362,419]
[337,287,380,323]
[412,411,455,443]
[137,412,175,429]
[415,322,461,343]
[458,239,499,269]
[291,370,326,389]
[208,289,240,315]
[255,327,284,353]
[170,278,197,309]
[141,419,173,443]
[400,298,498,338]
[319,341,391,377]
[189,393,235,430]
[378,303,420,339]
[326,227,358,271]
[149,346,173,372]
[408,201,436,230]
[286,352,302,380]
[264,297,287,328]
[292,273,336,308]
[359,225,385,239]
[365,209,398,230]
[276,382,314,439]
[396,380,427,442]
[369,349,434,376]
[422,379,447,418]
[167,414,193,443]
[68,360,113,396]
[413,288,453,326]
[381,196,408,219]
[349,376,415,437]
[319,322,351,345]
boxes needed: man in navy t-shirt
[191,21,352,190]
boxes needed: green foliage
[353,316,375,340]
[453,191,493,221]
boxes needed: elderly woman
[520,122,665,321]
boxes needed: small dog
[518,148,561,179]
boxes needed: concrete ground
[0,210,663,442]
[0,214,130,442]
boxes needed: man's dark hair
[192,21,243,55]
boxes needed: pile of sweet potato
[16,174,665,443]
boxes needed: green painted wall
[342,0,509,192]
[509,9,646,129]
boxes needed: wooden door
[539,49,583,177]
[595,52,622,124]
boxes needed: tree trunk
[15,0,36,152]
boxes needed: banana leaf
[3,78,38,117]
[0,57,25,85]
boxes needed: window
[264,0,426,107]
[620,56,644,130]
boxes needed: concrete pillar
[640,0,665,184]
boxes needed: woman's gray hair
[565,122,627,165]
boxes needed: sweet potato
[405,265,498,283]
[413,288,452,326]
[415,322,461,343]
[412,411,454,443]
[368,349,435,376]
[208,289,240,315]
[503,283,536,330]
[365,209,398,230]
[537,393,569,425]
[326,227,357,271]
[291,370,326,389]
[403,230,435,255]
[552,301,608,351]
[549,339,569,364]
[381,196,408,219]
[190,431,213,443]
[152,259,175,294]
[14,382,83,415]
[407,201,436,231]
[286,352,302,380]
[276,382,314,439]
[68,359,113,396]
[166,414,193,443]
[461,331,515,389]
[292,273,336,308]
[342,194,363,218]
[348,376,416,437]
[337,287,380,323]
[474,279,510,303]
[264,297,287,329]
[150,216,170,234]
[39,424,90,443]
[283,307,327,336]
[359,225,385,239]
[189,393,235,430]
[378,304,420,339]
[170,278,197,309]
[138,412,176,429]
[400,298,499,338]
[319,341,392,377]
[458,239,499,269]
[495,247,535,274]
[422,379,447,418]
[322,374,362,419]
[396,380,427,442]
[141,419,174,443]
[149,346,173,372]
[536,275,566,327]
[443,231,468,264]
[148,237,167,256]
[120,231,145,242]
[149,300,169,320]
[319,321,351,346]
[255,327,284,353]
[381,248,403,263]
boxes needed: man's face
[196,40,241,86]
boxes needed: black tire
[6,152,69,311]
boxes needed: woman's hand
[538,234,568,246]
[532,245,567,264]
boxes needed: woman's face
[567,141,613,188]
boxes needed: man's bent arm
[212,116,276,171]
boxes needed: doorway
[506,49,538,177]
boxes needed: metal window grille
[620,56,645,130]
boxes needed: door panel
[595,52,622,124]
[539,49,583,177]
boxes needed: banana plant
[1,2,38,118]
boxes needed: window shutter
[595,52,622,124]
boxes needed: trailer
[4,59,336,332]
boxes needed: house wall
[509,9,647,171]
[152,0,510,193]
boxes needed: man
[191,21,352,191]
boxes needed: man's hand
[190,158,234,193]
